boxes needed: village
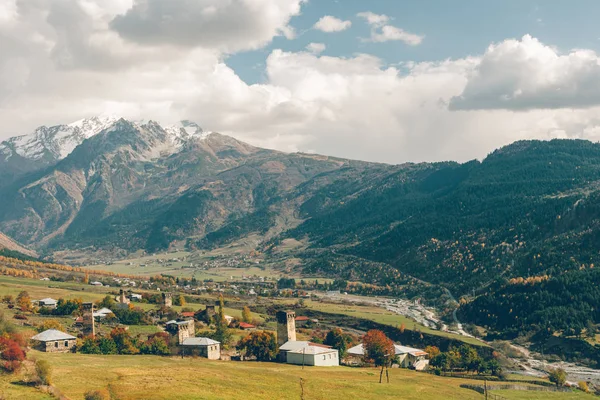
[28,289,430,370]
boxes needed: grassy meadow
[22,351,487,400]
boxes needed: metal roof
[347,344,426,356]
[181,337,220,346]
[38,298,57,304]
[288,346,338,355]
[31,329,76,342]
[279,341,332,351]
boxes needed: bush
[13,314,27,320]
[578,381,590,393]
[84,390,109,400]
[35,359,52,385]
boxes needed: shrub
[548,368,567,387]
[578,381,590,393]
[35,359,52,385]
[84,390,109,400]
[13,314,27,320]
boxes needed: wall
[287,351,339,367]
[40,339,76,353]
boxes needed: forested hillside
[2,117,600,343]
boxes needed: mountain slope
[0,231,37,258]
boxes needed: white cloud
[110,0,304,52]
[2,2,600,165]
[357,11,423,45]
[313,15,351,33]
[450,35,600,110]
[356,12,389,27]
[306,42,326,54]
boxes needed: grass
[492,390,596,399]
[31,351,485,400]
[279,299,486,346]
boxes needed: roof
[94,308,113,315]
[31,329,76,342]
[295,316,309,321]
[180,312,195,318]
[279,341,332,352]
[347,343,427,357]
[181,337,220,346]
[238,322,255,329]
[38,298,57,304]
[288,346,338,355]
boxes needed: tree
[424,345,440,359]
[213,295,232,346]
[98,338,118,355]
[242,306,252,324]
[35,359,52,385]
[324,328,351,359]
[578,381,590,393]
[586,320,597,340]
[174,295,186,307]
[38,319,65,333]
[97,295,115,309]
[78,338,101,354]
[362,330,395,383]
[110,327,140,355]
[238,331,277,361]
[16,291,33,312]
[548,368,567,387]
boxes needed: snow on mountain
[0,116,210,162]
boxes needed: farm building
[180,337,221,359]
[93,308,114,319]
[281,342,339,367]
[238,322,255,330]
[37,298,57,308]
[347,344,429,370]
[294,316,309,326]
[31,329,76,353]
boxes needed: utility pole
[484,379,488,400]
[302,347,305,370]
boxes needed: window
[65,341,69,347]
[323,355,326,360]
[55,342,59,348]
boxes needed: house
[287,345,339,367]
[180,337,221,359]
[93,308,114,319]
[279,341,339,366]
[294,316,309,327]
[278,341,332,363]
[238,322,255,330]
[90,281,103,286]
[37,298,57,309]
[130,294,142,301]
[224,315,234,325]
[347,343,429,370]
[180,311,195,319]
[31,329,77,353]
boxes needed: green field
[492,390,596,399]
[17,351,488,400]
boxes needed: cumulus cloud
[450,35,600,110]
[3,1,600,164]
[306,42,326,54]
[313,15,352,33]
[110,0,304,52]
[357,11,423,45]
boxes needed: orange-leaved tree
[362,329,395,383]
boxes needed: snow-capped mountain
[0,116,209,163]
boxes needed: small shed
[93,308,114,319]
[180,337,220,359]
[31,329,76,353]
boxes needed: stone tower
[162,292,173,307]
[276,310,296,347]
[118,289,130,305]
[82,302,95,338]
[178,320,195,344]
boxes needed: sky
[2,0,600,164]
